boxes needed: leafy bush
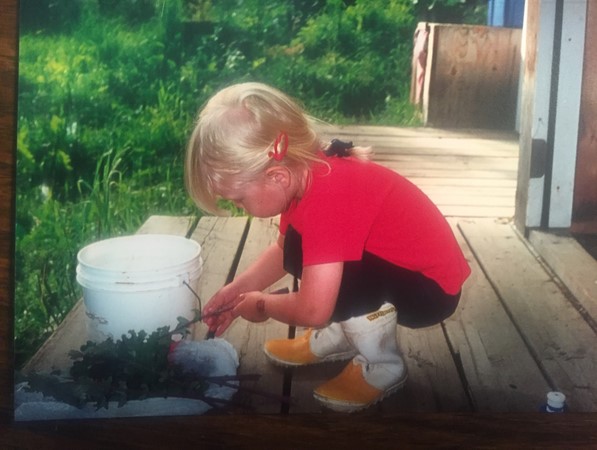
[251,0,416,120]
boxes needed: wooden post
[572,0,597,234]
[515,0,556,231]
[515,0,589,233]
[548,0,587,228]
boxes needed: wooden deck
[22,127,597,417]
[319,125,519,218]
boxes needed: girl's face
[216,168,297,218]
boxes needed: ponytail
[324,139,372,161]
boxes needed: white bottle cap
[546,391,566,410]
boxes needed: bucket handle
[183,280,202,313]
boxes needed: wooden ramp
[318,125,519,218]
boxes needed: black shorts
[284,225,461,328]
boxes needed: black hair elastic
[325,139,353,157]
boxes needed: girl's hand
[202,285,243,336]
[201,240,286,336]
[232,291,269,323]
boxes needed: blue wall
[488,0,525,28]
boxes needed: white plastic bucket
[76,234,203,341]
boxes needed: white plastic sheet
[15,338,239,421]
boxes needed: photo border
[1,0,597,446]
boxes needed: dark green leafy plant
[17,305,238,411]
[19,325,205,410]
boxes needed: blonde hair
[185,82,371,214]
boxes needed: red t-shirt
[279,154,470,295]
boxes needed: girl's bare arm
[233,261,343,328]
[202,234,287,333]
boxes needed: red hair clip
[268,131,288,161]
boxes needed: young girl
[186,82,471,412]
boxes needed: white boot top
[341,302,406,390]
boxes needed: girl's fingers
[207,311,234,336]
[215,318,232,336]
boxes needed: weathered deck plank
[528,230,597,326]
[458,218,597,412]
[374,154,518,171]
[445,219,551,412]
[386,323,471,413]
[188,215,249,340]
[373,140,519,157]
[22,300,87,374]
[319,124,518,141]
[218,217,292,413]
[136,215,196,236]
[319,124,519,218]
[409,177,517,187]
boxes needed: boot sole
[313,372,408,413]
[263,348,357,368]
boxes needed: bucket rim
[77,234,202,272]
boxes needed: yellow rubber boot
[313,303,407,412]
[264,323,356,367]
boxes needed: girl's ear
[265,166,291,188]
